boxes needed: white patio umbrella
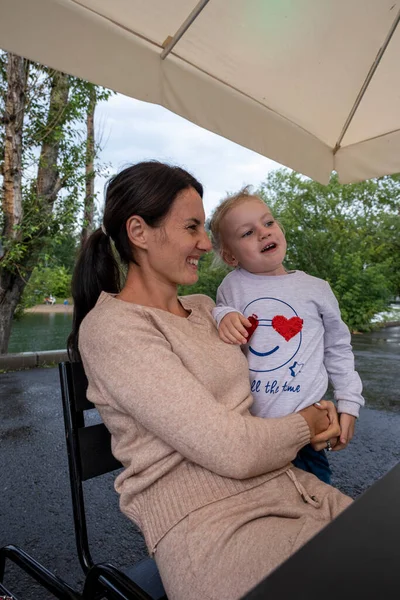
[0,0,399,184]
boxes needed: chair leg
[0,549,5,582]
[0,579,18,599]
[83,563,153,600]
[0,545,80,600]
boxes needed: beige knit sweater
[79,292,311,552]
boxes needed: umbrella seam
[334,7,400,154]
[69,0,331,152]
[336,127,400,151]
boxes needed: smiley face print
[243,297,303,373]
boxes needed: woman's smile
[187,257,200,269]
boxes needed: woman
[69,161,351,600]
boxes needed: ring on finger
[326,439,332,452]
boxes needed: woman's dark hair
[68,161,203,360]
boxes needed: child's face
[220,198,287,275]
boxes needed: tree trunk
[0,271,26,353]
[81,86,96,244]
[0,62,70,353]
[36,71,70,210]
[2,53,28,238]
[0,53,28,353]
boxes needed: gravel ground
[1,366,399,599]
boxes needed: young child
[209,188,364,484]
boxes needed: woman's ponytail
[68,160,203,360]
[67,228,122,360]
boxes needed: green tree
[20,265,72,310]
[0,52,112,352]
[46,233,80,273]
[258,170,399,331]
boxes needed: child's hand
[219,312,252,344]
[332,413,356,451]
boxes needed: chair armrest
[0,544,79,600]
[83,562,154,600]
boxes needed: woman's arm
[80,309,316,480]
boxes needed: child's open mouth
[261,243,276,253]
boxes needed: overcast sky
[96,93,284,217]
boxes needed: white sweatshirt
[213,269,364,418]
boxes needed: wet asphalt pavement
[0,367,147,599]
[1,328,400,598]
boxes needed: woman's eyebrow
[185,218,202,225]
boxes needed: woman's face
[146,186,212,287]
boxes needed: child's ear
[222,248,238,267]
[126,215,148,249]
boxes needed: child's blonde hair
[209,186,268,260]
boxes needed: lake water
[8,312,73,353]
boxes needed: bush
[19,266,72,309]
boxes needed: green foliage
[331,253,390,331]
[1,53,114,349]
[15,231,78,315]
[21,265,72,308]
[258,170,400,331]
[179,252,229,301]
[0,56,114,279]
[28,232,79,275]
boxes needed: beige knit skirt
[154,467,352,600]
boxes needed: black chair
[58,361,167,600]
[0,544,80,599]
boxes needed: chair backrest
[59,361,122,573]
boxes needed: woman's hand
[299,401,340,452]
[219,312,251,345]
[310,400,341,452]
[299,403,330,438]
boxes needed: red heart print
[245,314,259,341]
[272,315,303,341]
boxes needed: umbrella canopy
[0,0,399,184]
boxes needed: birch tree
[81,85,96,244]
[0,52,111,352]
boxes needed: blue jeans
[292,444,332,484]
